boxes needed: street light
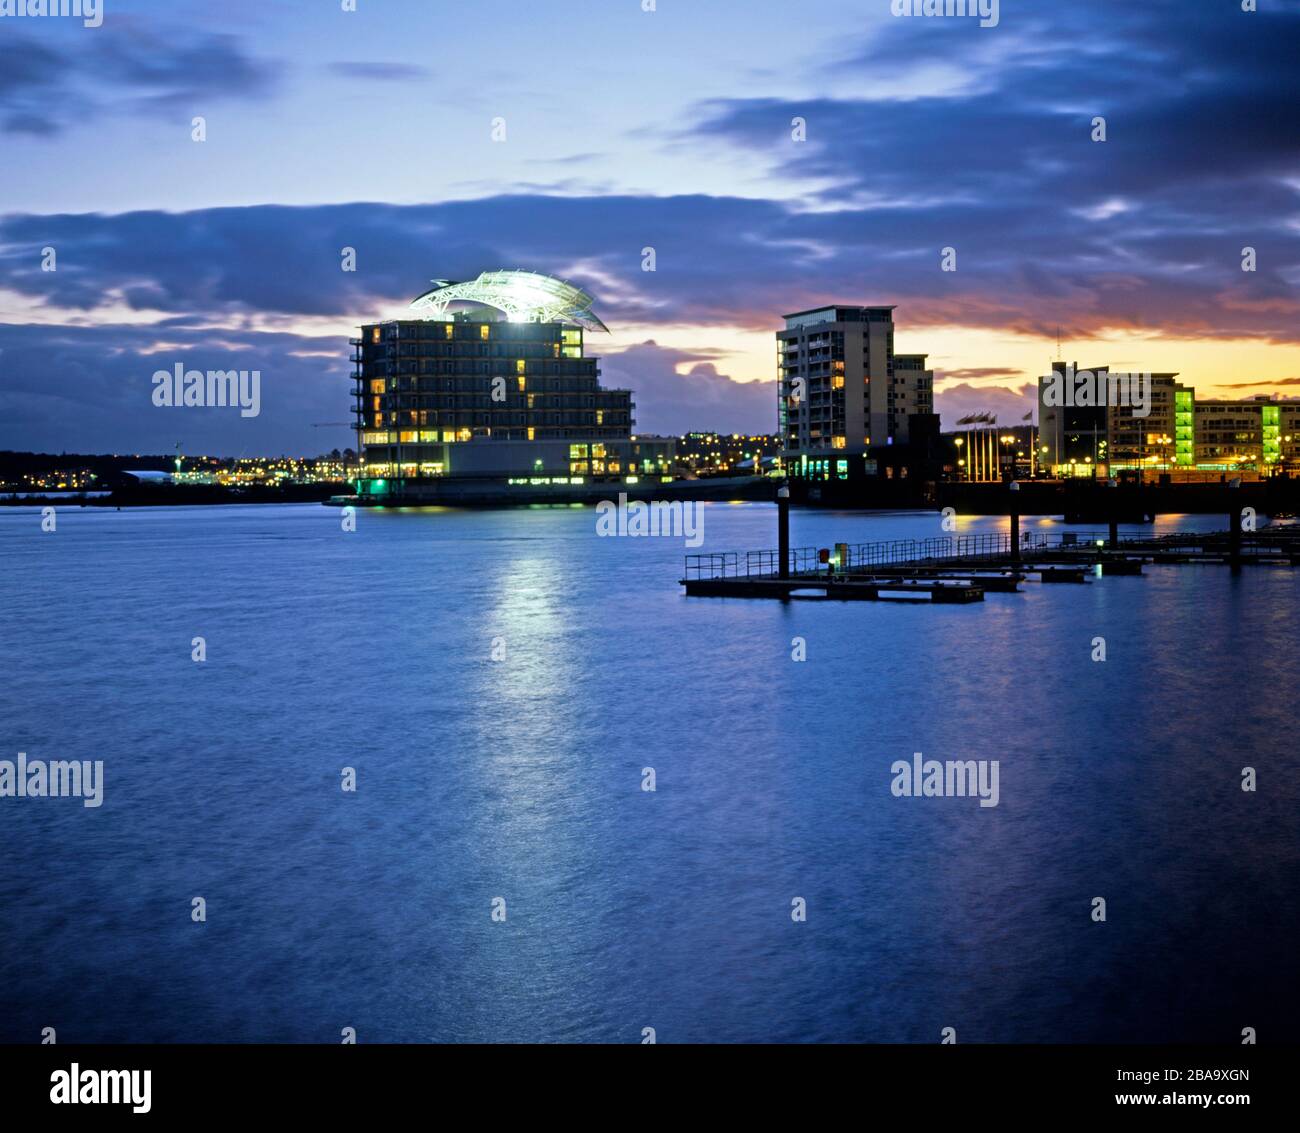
[1000,435,1015,480]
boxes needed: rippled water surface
[1,502,1296,1042]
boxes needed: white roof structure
[409,270,609,332]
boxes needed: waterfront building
[1192,396,1300,467]
[776,305,934,485]
[1038,364,1298,476]
[350,271,673,499]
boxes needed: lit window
[480,325,490,340]
[527,427,536,441]
[516,360,526,374]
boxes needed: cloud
[597,341,774,436]
[1217,376,1300,388]
[936,367,1024,384]
[934,382,1036,427]
[327,62,431,82]
[0,28,281,136]
[95,29,280,105]
[676,2,1300,340]
[0,37,62,98]
[0,322,351,457]
[3,185,1297,349]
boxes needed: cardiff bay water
[1,503,1296,1043]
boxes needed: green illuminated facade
[1175,389,1194,466]
[1262,404,1281,465]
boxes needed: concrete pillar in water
[1228,478,1242,571]
[777,484,791,579]
[1009,481,1021,563]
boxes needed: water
[1,502,1296,1043]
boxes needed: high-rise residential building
[350,271,673,498]
[776,306,933,476]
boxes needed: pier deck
[682,526,1300,602]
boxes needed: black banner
[0,1043,1284,1121]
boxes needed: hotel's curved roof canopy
[410,270,609,332]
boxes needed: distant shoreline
[0,483,342,508]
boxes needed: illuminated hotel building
[777,305,934,480]
[350,271,673,497]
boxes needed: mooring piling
[1009,481,1021,563]
[777,483,791,579]
[1228,479,1242,572]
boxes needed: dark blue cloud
[673,4,1300,337]
[2,179,1295,346]
[327,62,431,81]
[0,322,351,458]
[0,27,280,136]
